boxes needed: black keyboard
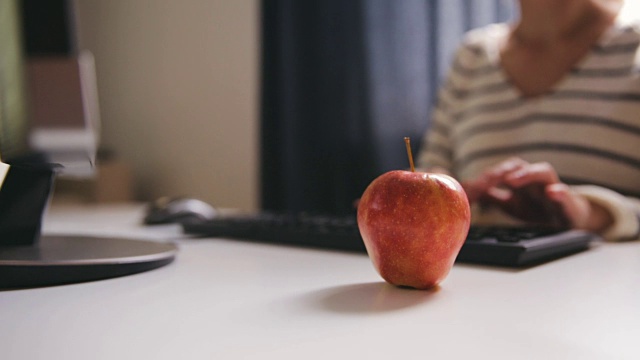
[182,213,600,267]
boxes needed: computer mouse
[143,197,218,225]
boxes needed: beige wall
[73,0,259,211]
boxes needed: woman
[416,0,640,241]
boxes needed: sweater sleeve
[572,185,640,241]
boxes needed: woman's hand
[462,157,613,232]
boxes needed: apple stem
[404,137,415,172]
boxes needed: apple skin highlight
[357,170,471,290]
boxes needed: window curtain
[261,0,515,214]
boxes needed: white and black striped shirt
[417,20,640,240]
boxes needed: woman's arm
[463,157,640,241]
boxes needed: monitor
[0,0,177,288]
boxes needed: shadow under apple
[305,281,440,314]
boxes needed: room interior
[69,0,260,211]
[2,1,640,358]
[9,0,628,215]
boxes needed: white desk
[2,203,640,360]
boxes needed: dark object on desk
[457,226,597,266]
[144,197,218,225]
[0,236,177,288]
[0,162,177,289]
[0,162,55,246]
[182,213,599,267]
[186,213,364,253]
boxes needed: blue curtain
[261,0,515,214]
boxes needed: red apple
[357,170,471,290]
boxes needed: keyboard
[182,213,600,267]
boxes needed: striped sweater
[417,20,640,241]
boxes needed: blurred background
[74,0,260,210]
[2,0,639,214]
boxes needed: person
[416,0,640,241]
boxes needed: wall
[73,0,259,210]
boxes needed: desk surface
[2,203,640,360]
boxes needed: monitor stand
[0,162,177,289]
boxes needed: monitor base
[0,235,178,288]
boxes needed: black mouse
[144,197,218,225]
